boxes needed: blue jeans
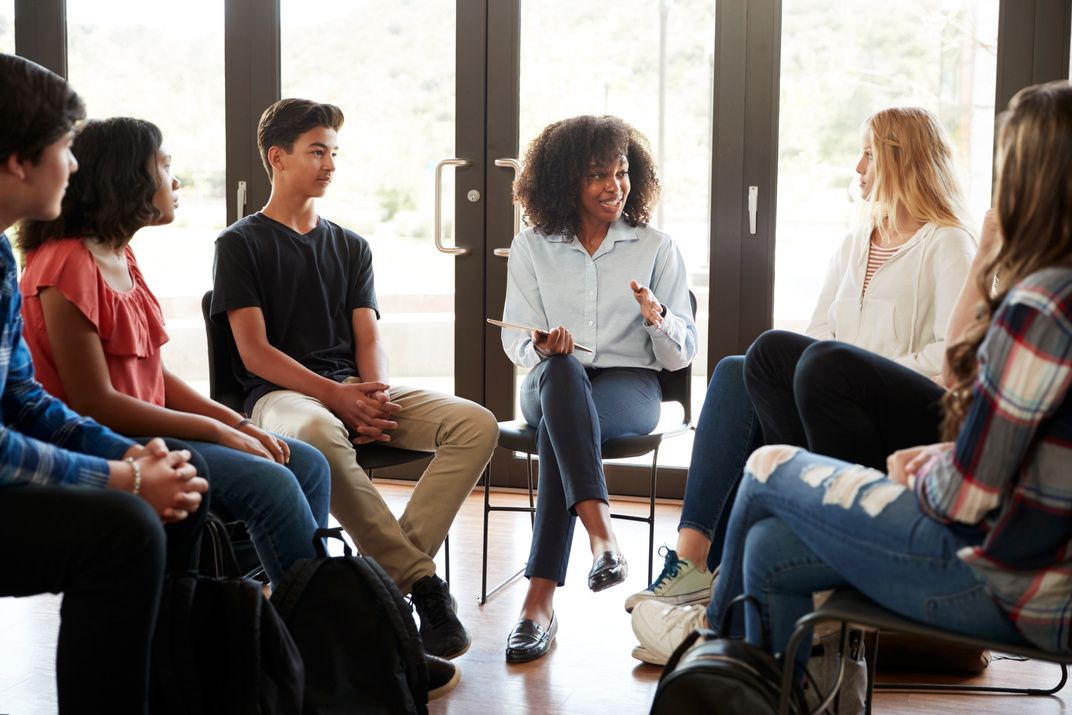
[708,447,1029,670]
[678,356,764,572]
[520,355,661,585]
[184,436,331,585]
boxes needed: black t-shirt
[211,212,379,414]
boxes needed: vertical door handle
[434,158,472,255]
[748,186,758,235]
[237,180,247,220]
[494,158,523,246]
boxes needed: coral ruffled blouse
[19,238,169,407]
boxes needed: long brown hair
[942,81,1072,438]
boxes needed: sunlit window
[281,0,457,395]
[774,0,998,332]
[0,1,13,55]
[65,0,225,392]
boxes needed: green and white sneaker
[624,546,715,613]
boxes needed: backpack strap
[353,557,430,706]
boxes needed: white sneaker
[623,546,714,613]
[630,600,708,666]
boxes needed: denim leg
[709,446,1030,669]
[743,330,818,448]
[794,341,946,470]
[521,356,661,584]
[188,436,331,584]
[679,355,765,572]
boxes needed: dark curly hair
[514,115,660,238]
[17,117,163,253]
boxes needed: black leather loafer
[588,551,628,592]
[505,613,558,663]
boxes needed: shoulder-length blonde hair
[863,106,974,240]
[942,81,1072,438]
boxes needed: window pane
[0,0,13,55]
[65,1,226,392]
[519,0,716,467]
[774,0,997,332]
[281,0,457,395]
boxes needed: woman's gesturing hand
[631,280,664,326]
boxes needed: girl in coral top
[17,117,330,586]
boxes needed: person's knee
[289,412,349,454]
[98,493,167,573]
[794,341,857,403]
[743,330,798,382]
[453,402,499,455]
[711,355,746,386]
[537,354,585,384]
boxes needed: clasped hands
[532,280,664,357]
[122,438,209,523]
[328,381,403,445]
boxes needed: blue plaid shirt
[0,234,134,488]
[917,266,1072,651]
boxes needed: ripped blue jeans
[707,446,1030,669]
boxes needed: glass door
[773,0,999,332]
[280,0,462,397]
[64,0,226,393]
[482,0,718,484]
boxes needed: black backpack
[151,515,305,715]
[271,527,429,715]
[650,594,809,715]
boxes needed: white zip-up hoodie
[805,221,976,377]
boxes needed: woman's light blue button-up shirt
[501,218,697,371]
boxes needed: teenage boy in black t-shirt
[211,98,497,665]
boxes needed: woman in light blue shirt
[500,115,697,663]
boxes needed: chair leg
[479,462,531,606]
[646,446,659,585]
[875,663,1069,696]
[481,465,492,605]
[443,533,450,585]
[526,452,535,527]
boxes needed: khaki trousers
[253,379,497,593]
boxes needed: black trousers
[743,331,947,470]
[0,442,207,715]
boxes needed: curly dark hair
[17,118,163,253]
[513,115,660,238]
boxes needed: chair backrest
[201,290,249,415]
[655,289,698,424]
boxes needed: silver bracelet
[235,418,253,429]
[125,456,142,496]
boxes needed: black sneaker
[410,574,471,659]
[426,654,461,700]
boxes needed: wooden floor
[0,482,1069,714]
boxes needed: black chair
[479,291,698,604]
[199,291,448,581]
[778,587,1072,715]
